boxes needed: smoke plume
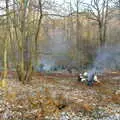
[38,28,73,71]
[88,45,120,75]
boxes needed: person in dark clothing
[87,73,94,86]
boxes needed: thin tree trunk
[3,42,7,80]
[103,0,108,46]
[76,0,80,50]
[34,0,43,65]
[76,0,81,68]
[98,20,104,47]
[3,0,9,80]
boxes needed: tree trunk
[3,41,7,80]
[34,0,43,66]
[98,21,104,47]
[16,0,32,83]
[3,0,9,81]
[76,0,80,50]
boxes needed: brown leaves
[81,103,94,113]
[5,91,17,103]
[54,94,67,110]
[111,94,120,104]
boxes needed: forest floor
[0,72,120,120]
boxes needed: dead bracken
[0,72,120,120]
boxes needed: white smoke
[88,44,120,75]
[38,28,73,71]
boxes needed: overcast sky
[0,0,91,15]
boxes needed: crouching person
[87,73,94,86]
[78,73,86,82]
[87,73,100,86]
[93,74,100,83]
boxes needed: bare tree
[112,0,120,18]
[86,0,111,46]
[34,0,43,64]
[3,0,9,82]
[9,0,42,83]
[113,0,120,8]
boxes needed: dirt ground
[0,72,120,120]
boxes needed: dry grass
[111,94,120,104]
[1,73,119,119]
[81,103,94,113]
[97,87,113,96]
